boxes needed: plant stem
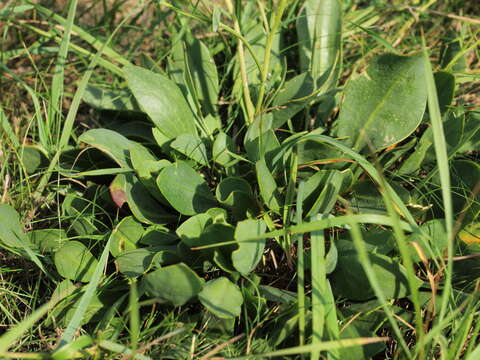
[225,0,255,124]
[255,0,288,115]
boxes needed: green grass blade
[0,288,69,353]
[57,234,113,347]
[296,180,306,346]
[348,21,398,53]
[34,7,140,197]
[466,345,480,360]
[192,213,414,250]
[310,214,326,360]
[422,34,453,322]
[129,279,140,351]
[275,134,418,225]
[0,104,20,148]
[49,0,78,142]
[347,217,412,358]
[32,3,131,67]
[228,337,388,359]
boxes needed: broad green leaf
[212,132,235,166]
[78,129,133,168]
[216,177,255,219]
[459,222,480,248]
[171,134,209,165]
[200,223,236,258]
[0,205,45,273]
[337,229,396,256]
[296,0,342,89]
[337,53,427,152]
[109,216,144,257]
[29,228,67,253]
[177,213,213,248]
[20,145,48,174]
[143,263,204,306]
[141,225,178,246]
[337,315,386,360]
[244,114,280,163]
[206,208,228,223]
[110,173,175,225]
[259,285,297,305]
[54,241,98,283]
[271,72,315,128]
[256,158,282,214]
[0,204,34,249]
[350,179,411,215]
[198,277,243,319]
[61,194,99,236]
[117,248,154,278]
[302,169,350,214]
[157,161,216,216]
[51,280,77,304]
[397,137,432,175]
[124,65,197,139]
[407,219,447,261]
[83,85,140,112]
[129,142,170,202]
[434,71,455,114]
[331,250,420,301]
[458,111,480,152]
[116,246,181,278]
[50,288,103,327]
[169,36,219,116]
[216,177,252,205]
[232,219,266,275]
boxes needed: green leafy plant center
[0,1,479,359]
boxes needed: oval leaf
[337,53,427,152]
[110,216,144,257]
[331,250,420,301]
[232,219,266,275]
[198,277,243,318]
[54,241,98,283]
[171,134,209,165]
[124,65,197,139]
[78,129,133,168]
[142,263,204,306]
[157,161,216,216]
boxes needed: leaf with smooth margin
[143,263,204,306]
[83,85,140,112]
[171,133,209,165]
[296,0,342,89]
[124,65,197,139]
[337,53,427,152]
[198,277,243,318]
[110,216,144,257]
[232,219,266,275]
[169,36,219,116]
[256,158,282,214]
[212,132,235,166]
[54,241,98,283]
[271,72,315,128]
[157,161,216,216]
[0,205,46,273]
[78,129,133,168]
[129,142,170,202]
[29,228,68,253]
[331,249,420,301]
